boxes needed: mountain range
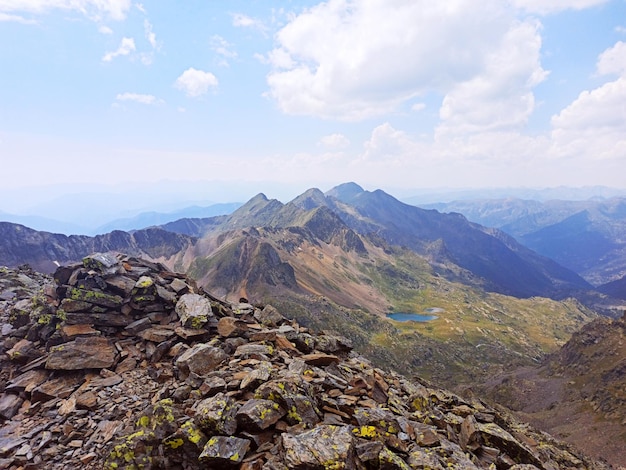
[422,197,626,293]
[2,182,626,465]
[0,183,614,385]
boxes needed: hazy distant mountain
[421,197,626,286]
[0,210,90,235]
[94,203,241,234]
[598,274,626,300]
[403,186,626,205]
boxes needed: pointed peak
[249,193,269,203]
[290,188,327,211]
[325,182,365,203]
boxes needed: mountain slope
[478,312,626,466]
[180,218,599,390]
[421,197,626,286]
[0,222,194,273]
[323,184,592,298]
[166,184,592,300]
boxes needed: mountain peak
[325,182,365,202]
[290,188,327,211]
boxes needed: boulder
[236,399,286,431]
[199,436,250,465]
[175,343,227,379]
[195,393,239,435]
[45,336,117,370]
[282,425,357,469]
[175,293,213,329]
[0,393,23,420]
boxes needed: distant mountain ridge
[0,203,241,236]
[0,222,194,273]
[94,202,241,234]
[421,197,626,287]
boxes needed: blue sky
[1,0,625,211]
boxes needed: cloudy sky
[1,0,625,208]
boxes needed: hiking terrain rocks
[0,256,616,469]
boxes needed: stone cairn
[0,254,614,469]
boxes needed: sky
[1,0,625,213]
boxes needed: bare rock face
[0,255,617,470]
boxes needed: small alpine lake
[387,308,443,323]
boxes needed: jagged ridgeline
[0,254,613,469]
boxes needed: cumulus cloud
[362,123,427,163]
[102,36,135,62]
[98,24,113,34]
[0,0,132,20]
[115,93,161,105]
[546,42,626,161]
[265,0,548,122]
[511,0,609,14]
[437,20,548,135]
[318,133,350,148]
[550,77,626,160]
[174,68,218,97]
[596,41,626,76]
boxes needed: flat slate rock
[45,336,117,370]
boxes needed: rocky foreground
[0,255,616,469]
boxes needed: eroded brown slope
[478,314,626,467]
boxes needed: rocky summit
[0,255,616,469]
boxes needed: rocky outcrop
[0,256,615,469]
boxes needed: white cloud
[362,123,427,162]
[318,133,350,148]
[144,19,157,49]
[210,35,237,66]
[437,20,548,135]
[550,77,626,160]
[232,12,267,34]
[0,0,132,20]
[115,93,161,105]
[411,103,426,112]
[0,12,37,23]
[98,24,113,34]
[596,41,626,76]
[548,42,626,161]
[174,68,218,97]
[266,0,548,121]
[102,36,135,62]
[512,0,609,14]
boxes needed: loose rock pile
[0,254,615,469]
